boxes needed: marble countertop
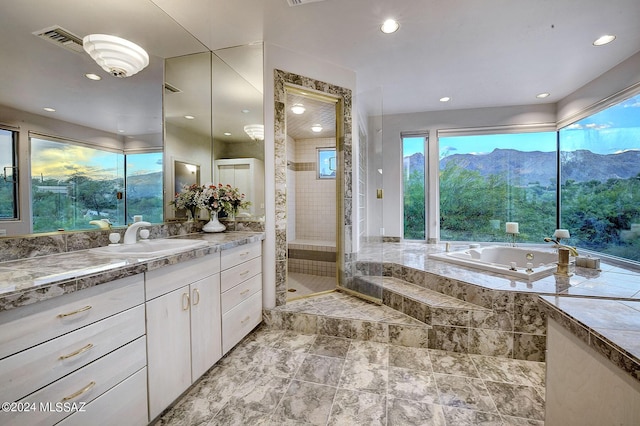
[539,295,640,383]
[0,232,264,312]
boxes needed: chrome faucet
[123,221,151,245]
[543,237,579,257]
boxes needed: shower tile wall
[287,135,297,241]
[292,137,336,241]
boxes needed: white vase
[202,211,226,233]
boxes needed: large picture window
[559,93,640,261]
[438,131,557,242]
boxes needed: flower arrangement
[172,183,250,219]
[197,183,250,216]
[171,183,202,218]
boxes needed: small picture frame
[317,148,336,179]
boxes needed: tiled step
[263,292,431,348]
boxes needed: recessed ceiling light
[536,93,550,99]
[43,107,56,112]
[224,132,232,136]
[241,109,250,114]
[85,73,102,81]
[439,97,451,102]
[381,19,400,34]
[593,34,616,46]
[184,115,195,120]
[311,124,323,133]
[290,104,306,114]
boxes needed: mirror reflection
[0,0,265,236]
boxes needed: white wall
[263,42,357,308]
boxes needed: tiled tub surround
[0,231,265,312]
[345,242,639,363]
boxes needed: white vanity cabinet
[220,241,263,354]
[145,255,222,420]
[0,274,147,426]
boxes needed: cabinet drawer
[57,367,148,426]
[4,337,146,426]
[0,274,144,360]
[222,290,262,354]
[220,257,262,293]
[0,304,145,403]
[221,273,262,314]
[145,254,221,300]
[221,241,261,270]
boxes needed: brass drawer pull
[239,270,249,277]
[58,305,92,318]
[62,381,96,402]
[59,343,94,360]
[239,251,250,257]
[240,289,250,296]
[182,292,190,311]
[192,288,200,306]
[240,316,251,325]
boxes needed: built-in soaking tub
[430,245,560,280]
[288,239,336,277]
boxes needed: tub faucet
[543,237,578,257]
[123,221,151,245]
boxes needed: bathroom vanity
[0,232,264,425]
[540,296,640,425]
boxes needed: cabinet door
[146,287,192,420]
[190,273,221,381]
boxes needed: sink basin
[91,239,209,256]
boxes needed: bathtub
[429,245,559,280]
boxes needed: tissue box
[575,256,600,270]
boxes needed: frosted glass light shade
[554,229,570,239]
[244,124,264,141]
[83,34,149,78]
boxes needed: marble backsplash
[0,219,265,262]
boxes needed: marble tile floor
[287,272,337,300]
[156,326,546,425]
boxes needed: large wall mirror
[0,0,264,236]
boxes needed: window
[438,131,557,242]
[0,128,18,220]
[403,135,426,239]
[126,152,164,224]
[559,92,640,261]
[31,137,125,233]
[317,148,336,179]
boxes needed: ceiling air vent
[33,26,84,54]
[287,0,326,6]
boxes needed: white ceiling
[153,0,640,114]
[2,0,639,139]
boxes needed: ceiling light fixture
[184,115,195,120]
[244,124,264,141]
[85,73,102,81]
[536,92,550,99]
[241,109,250,114]
[381,19,400,34]
[83,34,149,78]
[224,132,232,136]
[43,107,56,112]
[311,124,323,133]
[593,34,616,46]
[290,104,306,114]
[439,97,451,102]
